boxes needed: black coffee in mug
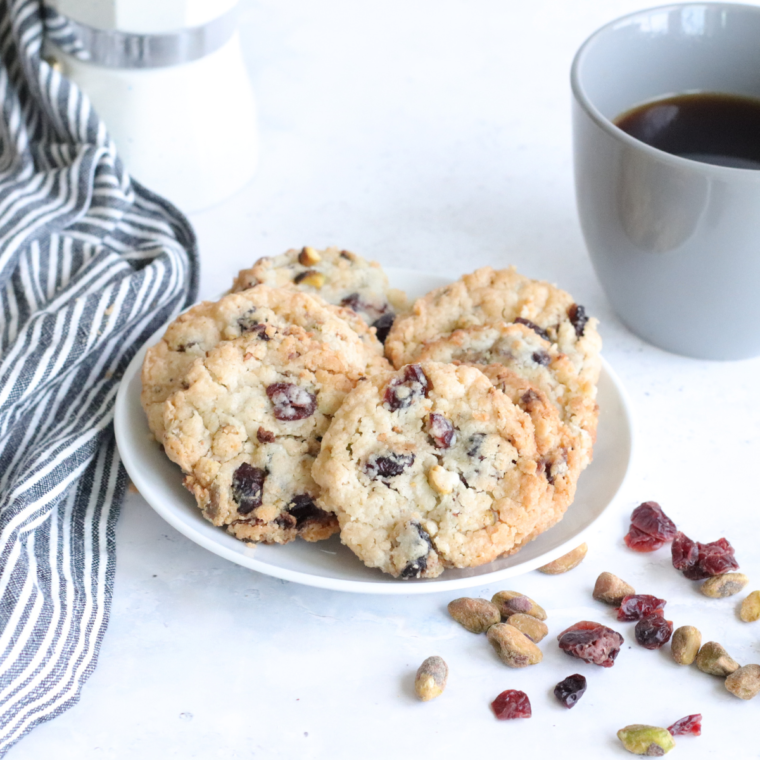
[614,92,760,170]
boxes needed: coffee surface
[614,92,760,170]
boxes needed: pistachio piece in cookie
[312,362,557,578]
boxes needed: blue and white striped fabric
[0,0,198,754]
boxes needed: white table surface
[13,0,760,757]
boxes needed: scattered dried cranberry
[266,383,317,421]
[553,674,587,709]
[427,413,456,449]
[635,612,673,650]
[491,690,531,720]
[672,531,699,571]
[232,463,266,514]
[365,452,415,481]
[624,525,666,552]
[672,531,739,580]
[557,621,624,668]
[567,304,589,337]
[372,313,395,344]
[668,714,702,737]
[617,594,668,622]
[383,365,430,411]
[514,317,550,341]
[631,501,677,541]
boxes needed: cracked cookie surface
[231,246,407,343]
[416,321,598,469]
[141,285,386,443]
[312,362,559,578]
[162,323,376,545]
[385,266,601,384]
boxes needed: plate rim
[114,268,636,594]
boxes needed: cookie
[312,362,566,579]
[232,246,408,343]
[385,266,602,384]
[416,322,598,467]
[162,322,374,544]
[141,285,387,443]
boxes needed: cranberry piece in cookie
[514,317,550,342]
[231,463,266,515]
[266,382,317,421]
[383,364,430,410]
[427,413,456,449]
[365,452,415,481]
[568,303,589,336]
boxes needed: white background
[13,0,760,757]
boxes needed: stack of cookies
[141,247,601,580]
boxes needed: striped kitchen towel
[0,0,199,754]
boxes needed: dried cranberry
[672,531,739,580]
[624,524,666,552]
[239,320,270,340]
[231,463,266,515]
[427,413,456,449]
[630,501,677,541]
[532,350,550,366]
[257,427,275,443]
[371,313,395,344]
[694,537,739,577]
[340,293,363,312]
[266,383,316,421]
[514,317,550,341]
[399,524,433,579]
[539,458,559,485]
[383,365,430,410]
[672,531,700,570]
[568,304,589,337]
[286,494,326,527]
[467,433,486,458]
[237,310,259,332]
[553,674,587,709]
[635,612,673,649]
[668,714,702,737]
[365,452,415,481]
[491,690,531,720]
[557,621,624,668]
[519,389,540,410]
[617,594,667,622]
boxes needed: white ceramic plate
[114,269,634,594]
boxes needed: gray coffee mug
[572,3,760,360]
